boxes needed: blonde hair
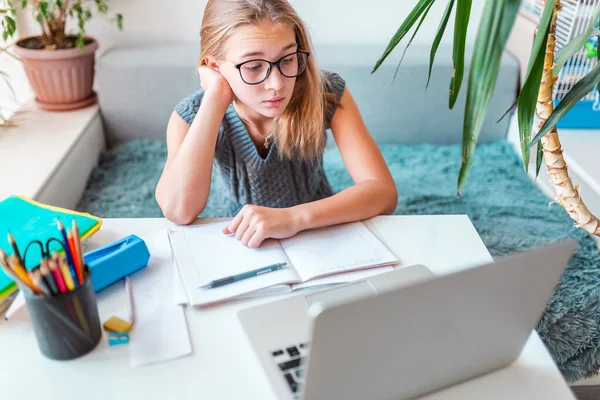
[199,0,338,160]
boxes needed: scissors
[22,237,66,265]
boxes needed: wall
[6,0,486,103]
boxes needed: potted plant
[1,0,122,111]
[373,0,600,237]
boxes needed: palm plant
[373,0,600,237]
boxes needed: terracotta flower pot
[13,36,99,111]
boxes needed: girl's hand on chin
[223,205,302,248]
[198,66,234,104]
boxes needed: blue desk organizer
[84,235,151,292]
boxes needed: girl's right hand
[198,66,234,105]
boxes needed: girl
[155,0,397,248]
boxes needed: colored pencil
[67,229,83,285]
[7,232,23,267]
[59,256,75,292]
[56,219,78,288]
[29,270,50,296]
[0,250,32,295]
[40,260,59,295]
[49,256,67,294]
[72,220,85,284]
[7,255,42,295]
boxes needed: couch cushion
[96,43,519,146]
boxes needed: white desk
[0,215,575,399]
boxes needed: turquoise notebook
[0,195,102,293]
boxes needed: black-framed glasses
[227,51,310,85]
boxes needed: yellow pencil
[59,257,75,292]
[3,252,43,295]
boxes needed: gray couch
[96,43,520,147]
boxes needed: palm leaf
[496,98,518,123]
[517,0,555,172]
[372,0,435,73]
[553,8,600,76]
[428,0,456,88]
[529,61,600,148]
[449,0,472,109]
[535,141,544,178]
[553,30,600,76]
[457,0,520,196]
[392,1,435,82]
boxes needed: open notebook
[168,221,398,306]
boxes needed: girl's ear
[205,56,221,72]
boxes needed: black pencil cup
[24,269,102,361]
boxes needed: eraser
[103,316,132,333]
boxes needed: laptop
[238,239,576,400]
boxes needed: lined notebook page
[168,222,299,306]
[280,222,398,282]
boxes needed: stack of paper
[170,221,399,307]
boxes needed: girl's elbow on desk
[155,189,205,225]
[382,184,399,215]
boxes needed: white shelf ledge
[0,101,105,209]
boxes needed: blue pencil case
[84,235,151,292]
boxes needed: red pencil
[67,229,83,285]
[49,256,67,294]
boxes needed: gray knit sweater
[174,71,346,215]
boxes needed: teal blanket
[77,139,600,382]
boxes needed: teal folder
[0,195,102,294]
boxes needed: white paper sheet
[291,266,395,291]
[169,223,299,306]
[129,230,192,367]
[2,291,24,320]
[173,258,189,306]
[280,222,398,282]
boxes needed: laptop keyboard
[271,342,310,398]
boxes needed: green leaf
[76,34,85,49]
[428,0,455,88]
[5,16,16,36]
[115,13,123,30]
[529,61,600,148]
[553,30,600,76]
[39,1,49,18]
[449,0,472,109]
[496,97,518,123]
[535,141,544,178]
[457,0,520,196]
[21,1,27,9]
[517,0,555,172]
[517,35,547,171]
[372,0,435,73]
[553,8,600,76]
[392,0,435,82]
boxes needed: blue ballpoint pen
[199,262,288,290]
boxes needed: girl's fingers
[247,230,265,249]
[240,224,258,247]
[235,217,250,241]
[226,209,245,234]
